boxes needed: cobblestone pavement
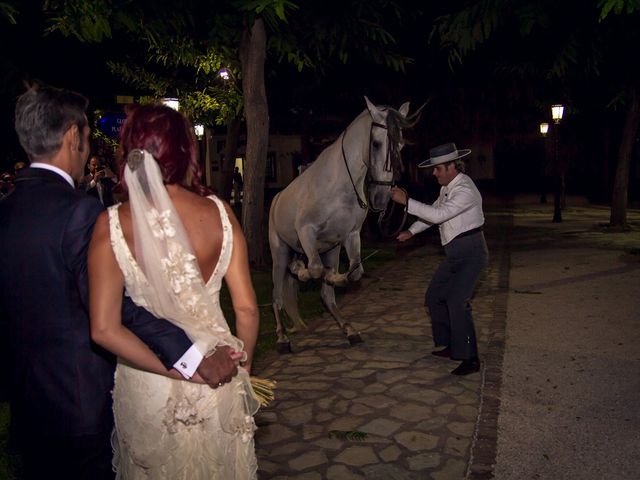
[252,209,512,479]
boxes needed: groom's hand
[197,346,239,389]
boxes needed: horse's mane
[380,102,425,173]
[385,102,425,143]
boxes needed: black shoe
[431,347,451,358]
[451,357,480,376]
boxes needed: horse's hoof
[309,265,324,279]
[277,342,292,354]
[289,259,305,275]
[297,270,311,282]
[324,274,347,287]
[324,277,347,287]
[347,267,364,282]
[347,333,364,345]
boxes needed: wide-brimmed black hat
[418,142,471,168]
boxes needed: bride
[87,104,260,479]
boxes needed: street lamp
[162,97,180,111]
[551,104,564,124]
[194,124,204,139]
[551,104,564,222]
[539,123,550,203]
[218,67,243,95]
[539,122,549,137]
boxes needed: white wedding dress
[107,195,258,479]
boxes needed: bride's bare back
[117,184,224,283]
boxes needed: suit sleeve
[63,196,103,314]
[63,197,192,369]
[121,296,192,369]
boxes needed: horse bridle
[341,120,397,212]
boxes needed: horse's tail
[282,272,307,329]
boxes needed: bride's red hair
[118,104,208,195]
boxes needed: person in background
[0,172,14,198]
[78,155,118,206]
[233,165,244,205]
[13,161,27,174]
[391,142,488,376]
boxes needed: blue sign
[96,112,128,139]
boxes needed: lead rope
[377,186,409,238]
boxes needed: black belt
[454,226,483,240]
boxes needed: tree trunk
[601,119,611,202]
[219,115,242,202]
[610,88,640,227]
[239,17,269,267]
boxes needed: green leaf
[328,430,368,441]
[0,1,18,24]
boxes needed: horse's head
[364,97,411,211]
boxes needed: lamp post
[539,122,549,136]
[218,67,243,95]
[551,104,564,223]
[193,124,208,185]
[161,97,180,111]
[539,122,549,203]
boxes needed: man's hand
[196,345,241,389]
[390,186,408,205]
[397,230,413,242]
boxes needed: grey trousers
[425,231,488,360]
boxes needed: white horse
[269,96,419,353]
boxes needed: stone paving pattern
[252,210,510,479]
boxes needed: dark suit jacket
[0,167,191,440]
[87,177,116,207]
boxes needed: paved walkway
[252,198,640,479]
[493,201,640,480]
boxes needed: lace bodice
[108,194,232,311]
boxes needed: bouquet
[250,377,276,407]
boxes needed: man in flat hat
[390,142,488,375]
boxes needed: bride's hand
[229,349,251,374]
[228,348,244,363]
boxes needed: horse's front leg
[321,247,363,345]
[295,225,324,281]
[325,230,364,286]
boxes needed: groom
[0,84,239,479]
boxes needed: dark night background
[1,5,638,477]
[0,1,638,204]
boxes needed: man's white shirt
[407,172,484,245]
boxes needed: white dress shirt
[30,162,75,187]
[173,344,203,378]
[407,172,484,245]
